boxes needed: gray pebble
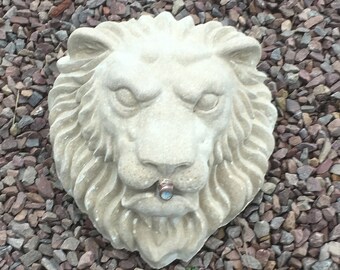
[205,236,223,250]
[301,32,311,45]
[277,251,291,267]
[297,165,314,180]
[311,259,333,270]
[254,221,270,238]
[86,0,106,8]
[330,164,340,175]
[262,182,276,194]
[39,243,54,256]
[9,221,34,238]
[1,107,14,118]
[3,6,17,19]
[5,42,16,54]
[53,249,67,263]
[172,0,185,15]
[212,7,222,17]
[67,251,79,266]
[7,237,24,250]
[280,230,294,244]
[283,63,299,73]
[241,255,262,270]
[331,91,340,99]
[328,241,340,257]
[270,217,285,230]
[227,226,241,238]
[15,39,25,52]
[286,99,300,113]
[55,30,68,42]
[18,115,34,129]
[332,44,340,54]
[271,48,282,61]
[303,257,317,270]
[285,173,299,186]
[20,250,42,267]
[0,246,12,257]
[23,235,39,252]
[26,137,40,148]
[286,72,300,84]
[319,243,330,261]
[41,257,59,270]
[60,237,80,251]
[320,62,334,73]
[21,166,37,186]
[203,251,214,268]
[3,175,16,186]
[249,211,260,222]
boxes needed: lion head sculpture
[48,12,277,268]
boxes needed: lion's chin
[122,210,209,268]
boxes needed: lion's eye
[194,94,219,112]
[115,88,138,108]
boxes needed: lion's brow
[109,77,159,101]
[140,50,213,66]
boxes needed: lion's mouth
[121,191,199,217]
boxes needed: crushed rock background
[0,0,339,269]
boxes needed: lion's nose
[141,160,193,176]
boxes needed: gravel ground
[0,0,339,269]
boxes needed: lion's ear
[67,28,112,60]
[213,27,261,67]
[226,40,261,66]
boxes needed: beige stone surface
[48,12,277,268]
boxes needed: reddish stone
[330,80,340,92]
[3,95,16,108]
[292,242,308,257]
[11,192,27,215]
[10,16,29,25]
[30,118,47,131]
[49,0,72,17]
[328,119,340,137]
[304,15,324,28]
[330,224,340,240]
[306,75,325,88]
[2,138,18,151]
[0,230,7,246]
[283,211,296,231]
[36,176,54,199]
[316,195,331,208]
[6,66,21,78]
[307,209,323,224]
[32,71,46,85]
[317,159,333,174]
[322,207,336,221]
[273,148,288,160]
[256,249,271,266]
[114,2,127,16]
[296,49,310,62]
[226,250,240,260]
[306,177,322,192]
[309,232,325,247]
[288,136,302,146]
[78,251,95,269]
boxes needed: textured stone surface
[1,1,339,270]
[48,12,277,268]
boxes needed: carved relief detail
[49,12,277,268]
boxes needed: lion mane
[48,12,277,268]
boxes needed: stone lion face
[100,53,236,214]
[49,12,277,268]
